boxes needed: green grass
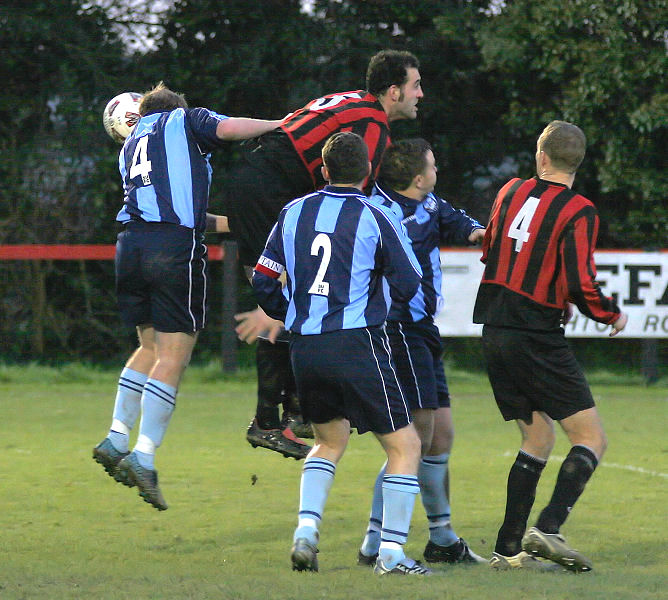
[0,365,666,599]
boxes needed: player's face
[391,68,423,121]
[417,150,438,195]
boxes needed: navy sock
[495,450,546,556]
[535,445,598,534]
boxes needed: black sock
[495,450,546,556]
[535,445,598,534]
[255,338,290,430]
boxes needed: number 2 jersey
[473,176,621,331]
[252,185,422,335]
[116,107,229,234]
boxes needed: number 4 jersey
[473,176,621,331]
[116,107,229,234]
[252,185,423,335]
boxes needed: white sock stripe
[144,381,176,406]
[135,433,156,455]
[303,458,335,473]
[110,419,131,435]
[303,464,335,476]
[383,478,420,493]
[118,378,145,394]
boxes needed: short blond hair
[537,120,586,173]
[139,81,188,116]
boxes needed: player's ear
[366,161,372,179]
[389,84,401,101]
[321,164,330,183]
[537,149,549,172]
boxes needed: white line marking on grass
[501,451,667,478]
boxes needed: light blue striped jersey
[116,107,229,233]
[252,185,422,335]
[369,182,484,323]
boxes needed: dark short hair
[366,50,420,97]
[538,120,586,173]
[379,138,432,191]
[322,132,369,184]
[139,81,188,116]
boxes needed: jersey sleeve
[185,107,229,152]
[372,205,423,303]
[562,209,621,324]
[436,196,484,245]
[252,220,289,321]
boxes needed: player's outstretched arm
[468,227,486,244]
[216,116,285,141]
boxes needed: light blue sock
[360,462,386,557]
[378,473,420,568]
[107,367,147,452]
[419,453,459,546]
[294,457,336,545]
[133,379,177,469]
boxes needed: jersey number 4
[508,196,540,252]
[129,136,152,186]
[308,233,331,296]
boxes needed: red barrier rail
[0,245,224,260]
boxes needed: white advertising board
[434,249,668,338]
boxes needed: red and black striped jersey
[280,90,390,190]
[473,177,621,331]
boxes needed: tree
[474,0,667,247]
[0,0,140,359]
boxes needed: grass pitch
[0,364,665,599]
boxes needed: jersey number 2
[508,196,540,251]
[308,233,331,296]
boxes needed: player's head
[536,120,586,174]
[367,50,423,121]
[379,138,437,196]
[139,82,188,116]
[366,50,419,95]
[322,132,371,186]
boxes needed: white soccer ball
[103,92,142,143]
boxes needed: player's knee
[592,430,608,458]
[405,428,423,460]
[157,354,191,377]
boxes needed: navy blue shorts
[289,326,412,435]
[115,221,208,333]
[386,319,450,410]
[481,325,595,422]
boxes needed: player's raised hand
[609,312,628,337]
[234,306,284,344]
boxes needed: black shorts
[481,325,594,422]
[386,319,450,410]
[224,135,312,268]
[289,326,412,435]
[256,336,295,405]
[115,221,207,333]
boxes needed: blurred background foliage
[0,0,665,366]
